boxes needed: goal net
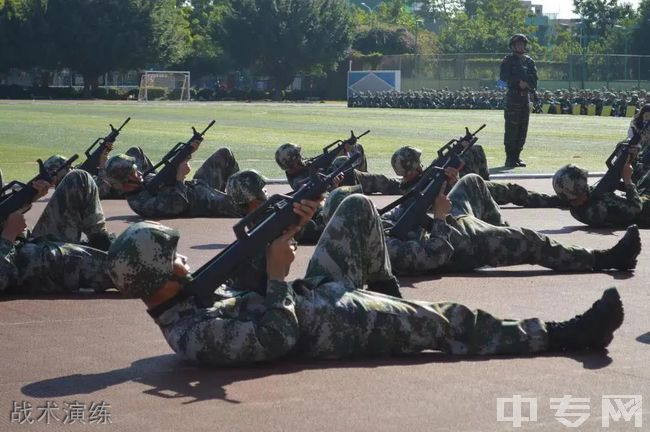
[137,70,191,101]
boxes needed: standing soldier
[500,34,538,168]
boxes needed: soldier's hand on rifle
[433,182,451,220]
[1,211,27,242]
[31,179,51,199]
[99,142,114,169]
[293,198,321,227]
[266,226,301,282]
[176,159,191,182]
[331,173,345,189]
[444,166,461,186]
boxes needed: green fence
[349,53,650,90]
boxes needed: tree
[438,0,534,53]
[631,0,650,55]
[353,26,416,55]
[0,0,48,73]
[42,0,190,94]
[221,0,353,99]
[572,0,634,44]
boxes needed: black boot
[593,225,641,271]
[546,287,624,352]
[367,276,402,298]
[504,157,516,168]
[87,231,116,251]
[515,159,527,167]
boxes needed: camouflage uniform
[108,198,550,367]
[276,143,400,195]
[392,146,561,208]
[126,148,245,218]
[96,146,154,199]
[553,164,650,228]
[500,38,537,166]
[0,170,113,294]
[382,174,595,274]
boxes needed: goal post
[137,70,191,101]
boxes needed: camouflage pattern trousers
[503,97,530,160]
[155,194,549,367]
[128,148,243,218]
[387,174,595,273]
[1,170,113,294]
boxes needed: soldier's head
[43,155,70,186]
[107,221,187,300]
[275,143,305,173]
[509,34,529,54]
[106,154,142,192]
[552,164,589,206]
[391,146,423,181]
[225,169,268,212]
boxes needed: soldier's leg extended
[360,286,623,355]
[447,174,506,226]
[306,194,399,294]
[486,181,563,208]
[125,146,155,174]
[186,184,244,218]
[16,241,113,294]
[452,217,595,271]
[193,147,240,192]
[31,170,108,244]
[515,106,531,162]
[460,144,490,180]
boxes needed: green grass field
[0,100,633,182]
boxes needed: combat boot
[504,157,517,168]
[593,225,641,271]
[546,287,624,351]
[515,159,527,167]
[367,276,403,298]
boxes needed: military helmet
[391,146,423,176]
[275,143,303,171]
[225,169,268,207]
[509,34,529,50]
[107,221,180,299]
[106,154,137,184]
[552,164,589,202]
[43,155,69,175]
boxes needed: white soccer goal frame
[137,70,191,102]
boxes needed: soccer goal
[137,70,191,101]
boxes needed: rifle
[143,120,216,194]
[305,130,370,174]
[379,124,486,241]
[77,117,131,175]
[592,121,649,198]
[0,154,79,221]
[186,153,361,307]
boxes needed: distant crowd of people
[348,88,650,117]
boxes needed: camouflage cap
[391,146,422,176]
[552,164,589,202]
[322,185,363,223]
[43,155,69,175]
[107,221,180,299]
[275,143,303,170]
[225,169,268,206]
[106,154,137,184]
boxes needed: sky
[533,0,642,19]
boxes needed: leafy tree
[221,0,353,98]
[0,0,48,73]
[438,0,534,53]
[176,0,232,76]
[42,0,190,94]
[630,0,650,55]
[572,0,634,44]
[353,26,416,55]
